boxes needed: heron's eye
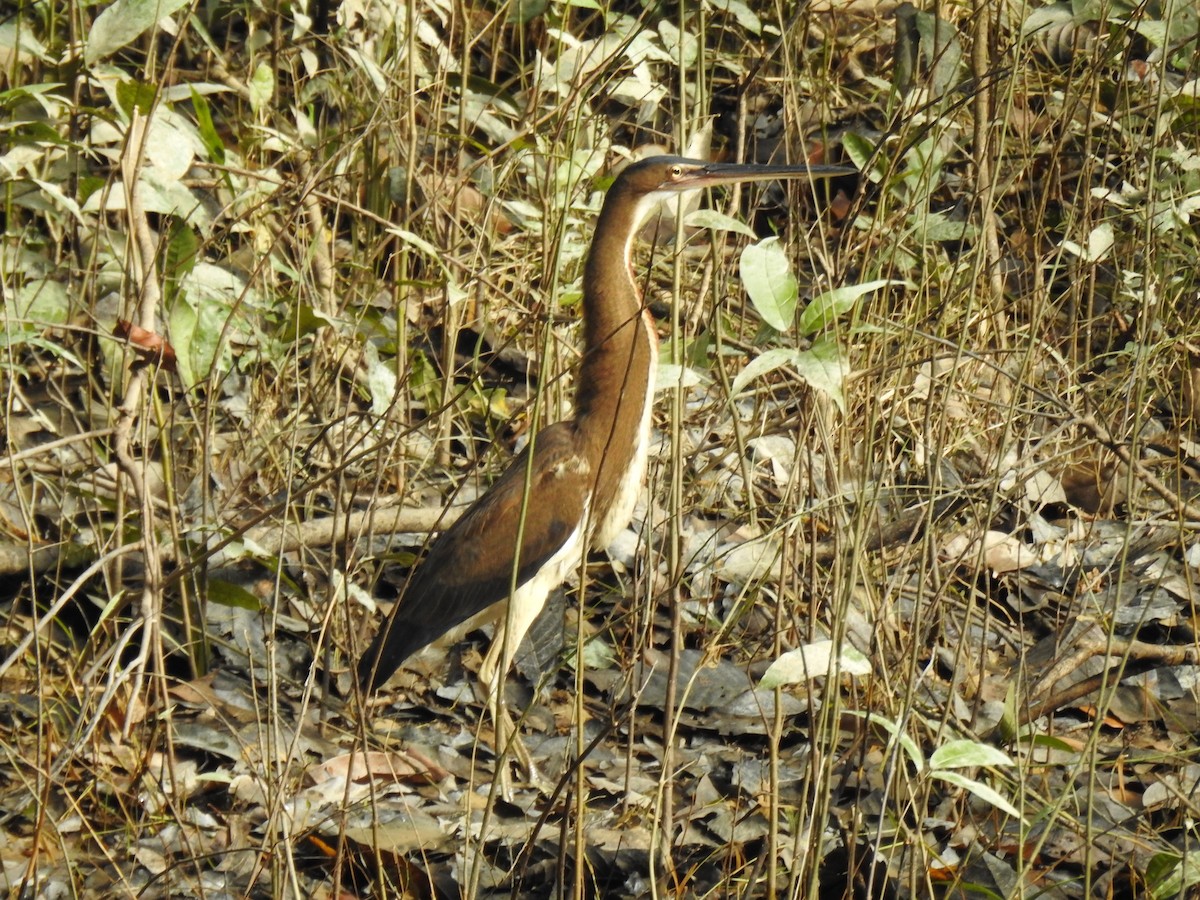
[671,165,683,178]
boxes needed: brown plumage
[357,156,850,768]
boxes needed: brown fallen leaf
[114,319,177,371]
[307,749,448,785]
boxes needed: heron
[358,155,850,782]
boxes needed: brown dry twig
[1024,628,1200,723]
[1077,413,1200,523]
[111,111,170,721]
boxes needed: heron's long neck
[575,187,658,510]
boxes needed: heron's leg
[478,597,545,795]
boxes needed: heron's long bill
[674,162,855,189]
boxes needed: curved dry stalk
[111,111,168,728]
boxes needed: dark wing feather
[358,422,590,691]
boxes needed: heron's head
[610,154,853,233]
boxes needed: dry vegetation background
[3,0,1200,897]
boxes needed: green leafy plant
[733,237,899,411]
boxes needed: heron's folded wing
[358,422,591,690]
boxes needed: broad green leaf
[0,23,52,64]
[115,79,156,116]
[997,678,1020,742]
[86,0,193,65]
[81,169,210,229]
[842,131,877,176]
[1061,222,1114,261]
[207,578,263,611]
[709,0,762,34]
[915,10,964,98]
[740,237,798,331]
[10,278,70,324]
[507,0,550,22]
[1088,222,1114,261]
[798,279,900,335]
[168,297,200,387]
[909,210,977,244]
[790,338,849,412]
[169,262,249,386]
[760,640,872,689]
[1128,18,1167,48]
[145,114,201,179]
[845,710,924,769]
[929,739,1015,769]
[409,350,443,414]
[729,346,801,398]
[567,636,615,671]
[1148,853,1200,900]
[716,533,783,584]
[655,363,709,391]
[248,63,274,115]
[31,178,86,223]
[1,331,85,369]
[684,208,757,238]
[363,341,397,416]
[164,220,199,286]
[932,770,1024,822]
[729,340,849,412]
[1021,732,1081,753]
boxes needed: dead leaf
[307,750,447,785]
[114,319,177,371]
[942,530,1037,573]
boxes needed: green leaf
[0,23,53,64]
[709,0,762,34]
[1061,222,1114,262]
[684,208,758,238]
[190,88,225,164]
[932,770,1024,822]
[929,739,1015,770]
[729,340,849,412]
[791,338,849,412]
[739,237,798,331]
[10,278,70,325]
[909,210,977,244]
[1147,853,1200,900]
[845,710,925,769]
[85,0,193,65]
[798,279,900,335]
[168,262,249,387]
[387,227,455,280]
[164,220,199,286]
[207,578,264,611]
[759,640,872,689]
[729,346,800,397]
[915,11,964,98]
[168,295,200,387]
[842,131,878,175]
[1020,732,1080,753]
[363,341,397,417]
[115,79,156,117]
[248,63,274,115]
[287,304,334,342]
[409,350,443,414]
[506,0,549,22]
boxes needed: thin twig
[112,111,167,727]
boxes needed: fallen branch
[0,503,460,577]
